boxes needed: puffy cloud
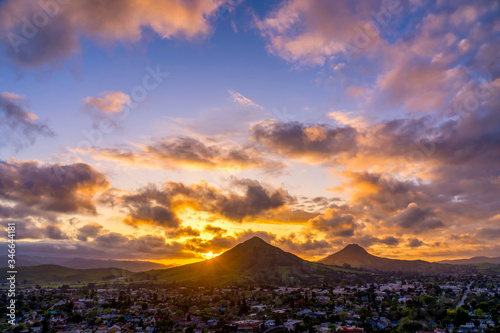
[389,203,444,233]
[0,0,227,66]
[0,159,110,215]
[119,184,181,229]
[255,0,389,66]
[204,224,227,236]
[408,238,424,247]
[476,228,500,240]
[1,218,68,240]
[102,178,294,229]
[0,92,53,150]
[338,171,423,212]
[83,91,131,114]
[76,223,104,241]
[250,120,357,163]
[308,207,360,237]
[7,233,194,260]
[85,136,285,173]
[275,234,331,257]
[165,226,201,239]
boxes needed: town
[2,274,499,333]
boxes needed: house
[264,320,276,329]
[284,320,303,331]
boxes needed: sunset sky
[0,0,499,266]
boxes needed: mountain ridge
[319,243,472,274]
[136,236,352,285]
[438,256,500,265]
[12,254,170,272]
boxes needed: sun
[201,251,218,259]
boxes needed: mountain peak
[244,236,268,244]
[341,243,369,254]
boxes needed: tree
[454,307,470,327]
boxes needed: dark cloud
[0,93,53,150]
[408,238,424,248]
[94,177,296,232]
[1,219,68,240]
[119,184,180,229]
[250,121,357,162]
[204,225,227,236]
[476,228,500,240]
[275,234,331,256]
[389,203,444,233]
[0,159,110,215]
[378,236,399,246]
[76,223,104,241]
[88,136,285,173]
[341,234,401,249]
[341,171,424,212]
[2,234,194,260]
[165,226,201,239]
[308,207,359,237]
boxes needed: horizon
[12,236,500,266]
[1,0,499,267]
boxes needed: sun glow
[201,251,219,259]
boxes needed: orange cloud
[0,0,226,66]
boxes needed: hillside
[0,265,133,285]
[319,244,474,274]
[137,237,354,285]
[14,255,170,272]
[439,256,500,265]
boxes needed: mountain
[137,236,353,285]
[0,265,133,285]
[319,244,474,274]
[13,255,171,272]
[439,256,500,265]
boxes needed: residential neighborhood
[2,275,499,333]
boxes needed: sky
[0,0,499,266]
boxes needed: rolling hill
[3,239,481,286]
[136,236,354,285]
[0,265,133,285]
[439,256,500,265]
[13,255,170,272]
[318,244,474,274]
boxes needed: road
[456,281,473,309]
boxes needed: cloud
[0,159,109,216]
[250,120,357,163]
[6,233,195,260]
[476,228,500,240]
[84,136,286,173]
[204,224,227,236]
[228,90,263,109]
[275,234,331,256]
[1,218,68,240]
[0,0,227,66]
[101,178,294,229]
[119,184,181,229]
[254,0,388,66]
[308,207,360,237]
[83,91,131,114]
[389,203,444,233]
[338,171,423,213]
[165,226,201,239]
[408,238,424,247]
[0,92,54,150]
[76,223,104,241]
[378,236,399,246]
